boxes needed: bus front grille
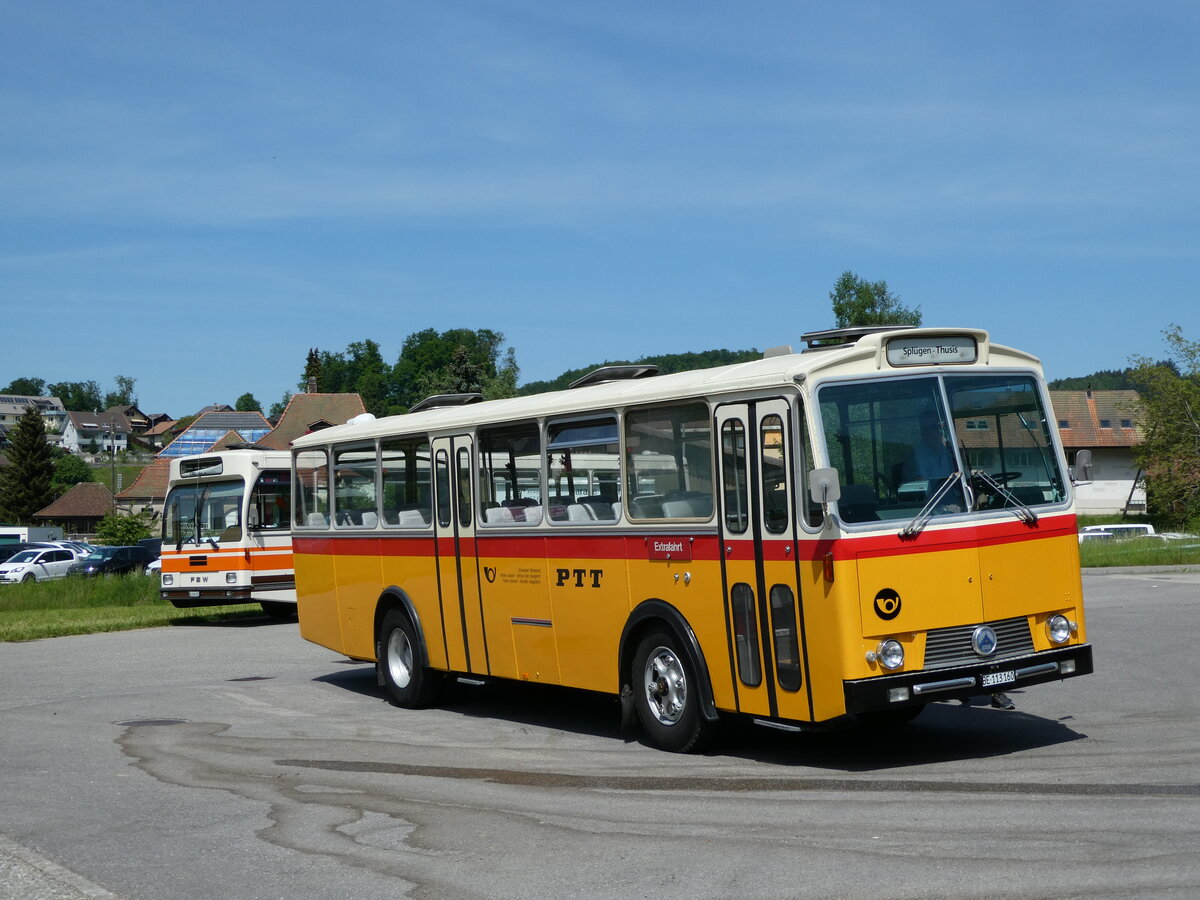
[923,617,1034,669]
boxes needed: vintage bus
[290,326,1093,751]
[160,447,296,617]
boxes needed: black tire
[21,573,35,583]
[855,704,925,729]
[631,629,715,753]
[260,601,297,620]
[379,609,442,708]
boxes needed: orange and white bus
[160,447,296,618]
[290,326,1093,751]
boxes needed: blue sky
[2,1,1198,416]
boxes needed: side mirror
[1072,449,1094,485]
[809,467,842,505]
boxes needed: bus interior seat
[838,484,880,522]
[629,495,664,518]
[579,498,617,520]
[524,506,544,525]
[360,511,378,528]
[307,512,328,527]
[395,508,428,527]
[485,506,515,525]
[566,503,594,522]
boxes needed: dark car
[68,545,156,576]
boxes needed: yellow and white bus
[160,447,296,617]
[291,326,1093,751]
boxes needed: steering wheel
[987,471,1022,485]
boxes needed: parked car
[1078,523,1156,544]
[0,542,57,563]
[68,545,156,577]
[0,547,81,583]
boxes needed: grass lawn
[0,575,263,642]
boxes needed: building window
[1058,420,1069,429]
[1100,419,1111,429]
[1121,419,1132,429]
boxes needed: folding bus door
[432,435,489,676]
[717,399,813,724]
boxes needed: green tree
[829,270,921,328]
[302,348,322,392]
[1,376,46,396]
[0,404,57,524]
[94,510,152,546]
[48,380,103,412]
[393,328,513,409]
[235,392,262,412]
[1130,325,1200,531]
[104,375,137,409]
[269,391,293,419]
[52,454,94,494]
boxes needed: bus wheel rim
[387,628,414,689]
[643,647,686,726]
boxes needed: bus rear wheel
[379,610,441,709]
[260,601,296,620]
[632,630,714,753]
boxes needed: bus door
[432,435,489,675]
[717,399,813,723]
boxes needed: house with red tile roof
[1049,389,1143,515]
[33,482,115,534]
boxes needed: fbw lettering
[555,568,604,588]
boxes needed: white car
[0,547,80,584]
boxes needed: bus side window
[293,450,329,527]
[478,422,542,525]
[624,402,715,521]
[381,436,432,528]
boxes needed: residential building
[0,394,67,442]
[1050,389,1143,516]
[61,410,133,454]
[33,482,115,536]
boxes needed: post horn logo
[873,588,902,620]
[484,566,497,583]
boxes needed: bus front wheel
[379,610,441,709]
[632,630,714,753]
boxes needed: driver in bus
[902,410,956,482]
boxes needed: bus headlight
[877,639,905,670]
[226,572,238,584]
[1047,615,1073,644]
[162,574,173,586]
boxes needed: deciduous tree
[1130,325,1200,530]
[829,270,921,328]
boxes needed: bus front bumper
[843,644,1094,714]
[161,587,256,608]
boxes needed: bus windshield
[819,374,1064,525]
[163,479,246,547]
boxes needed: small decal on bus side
[874,588,902,620]
[647,538,692,561]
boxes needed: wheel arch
[374,587,432,671]
[619,598,719,722]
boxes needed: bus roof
[291,326,1042,448]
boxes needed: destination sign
[886,335,977,367]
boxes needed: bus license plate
[982,670,1015,687]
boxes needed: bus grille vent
[923,617,1034,669]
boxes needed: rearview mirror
[1072,449,1094,485]
[809,468,842,505]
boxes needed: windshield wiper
[901,472,963,538]
[973,470,1038,525]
